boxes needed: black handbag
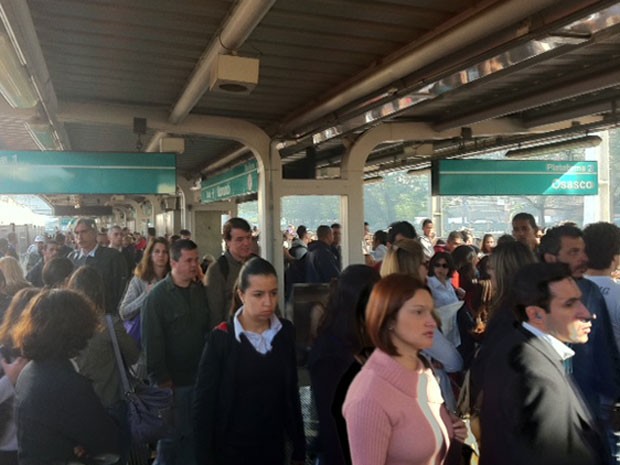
[105,315,174,444]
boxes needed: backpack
[217,254,230,282]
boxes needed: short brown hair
[366,273,429,356]
[12,289,99,360]
[222,217,251,241]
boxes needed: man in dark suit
[539,224,620,420]
[69,218,128,314]
[480,262,607,465]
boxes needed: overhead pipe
[145,131,167,153]
[201,145,251,176]
[278,0,565,138]
[0,0,70,149]
[168,0,276,125]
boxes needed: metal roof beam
[433,67,620,132]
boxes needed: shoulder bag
[105,315,173,444]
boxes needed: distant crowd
[0,213,619,465]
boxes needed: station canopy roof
[0,0,619,210]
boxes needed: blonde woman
[0,257,31,296]
[380,239,427,281]
[379,238,463,411]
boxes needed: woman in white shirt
[427,252,459,308]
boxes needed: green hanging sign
[0,151,176,194]
[201,159,258,203]
[432,159,598,196]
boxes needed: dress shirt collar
[522,321,575,361]
[233,306,282,354]
[77,244,99,260]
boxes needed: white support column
[176,177,193,232]
[125,199,145,231]
[432,195,444,237]
[342,122,465,262]
[341,187,366,266]
[341,164,365,267]
[266,142,285,309]
[584,131,610,223]
[142,196,157,232]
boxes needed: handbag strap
[105,314,132,395]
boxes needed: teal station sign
[201,159,258,203]
[0,151,176,194]
[432,159,598,196]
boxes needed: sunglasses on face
[434,263,449,268]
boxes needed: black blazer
[480,324,607,465]
[15,359,119,464]
[193,318,306,465]
[70,246,128,314]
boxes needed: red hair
[366,273,429,355]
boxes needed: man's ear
[525,305,545,323]
[543,252,557,263]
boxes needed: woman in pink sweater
[343,274,465,465]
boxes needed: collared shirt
[522,321,575,361]
[77,244,99,261]
[233,306,282,354]
[419,235,435,260]
[370,243,388,262]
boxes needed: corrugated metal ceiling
[0,0,616,207]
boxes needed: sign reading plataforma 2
[432,159,598,196]
[201,159,258,203]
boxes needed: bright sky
[0,196,50,226]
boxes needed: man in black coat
[480,262,607,465]
[69,218,128,314]
[305,225,340,284]
[26,239,60,287]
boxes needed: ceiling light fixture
[208,54,259,94]
[505,135,602,158]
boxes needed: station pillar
[584,131,610,223]
[191,200,238,259]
